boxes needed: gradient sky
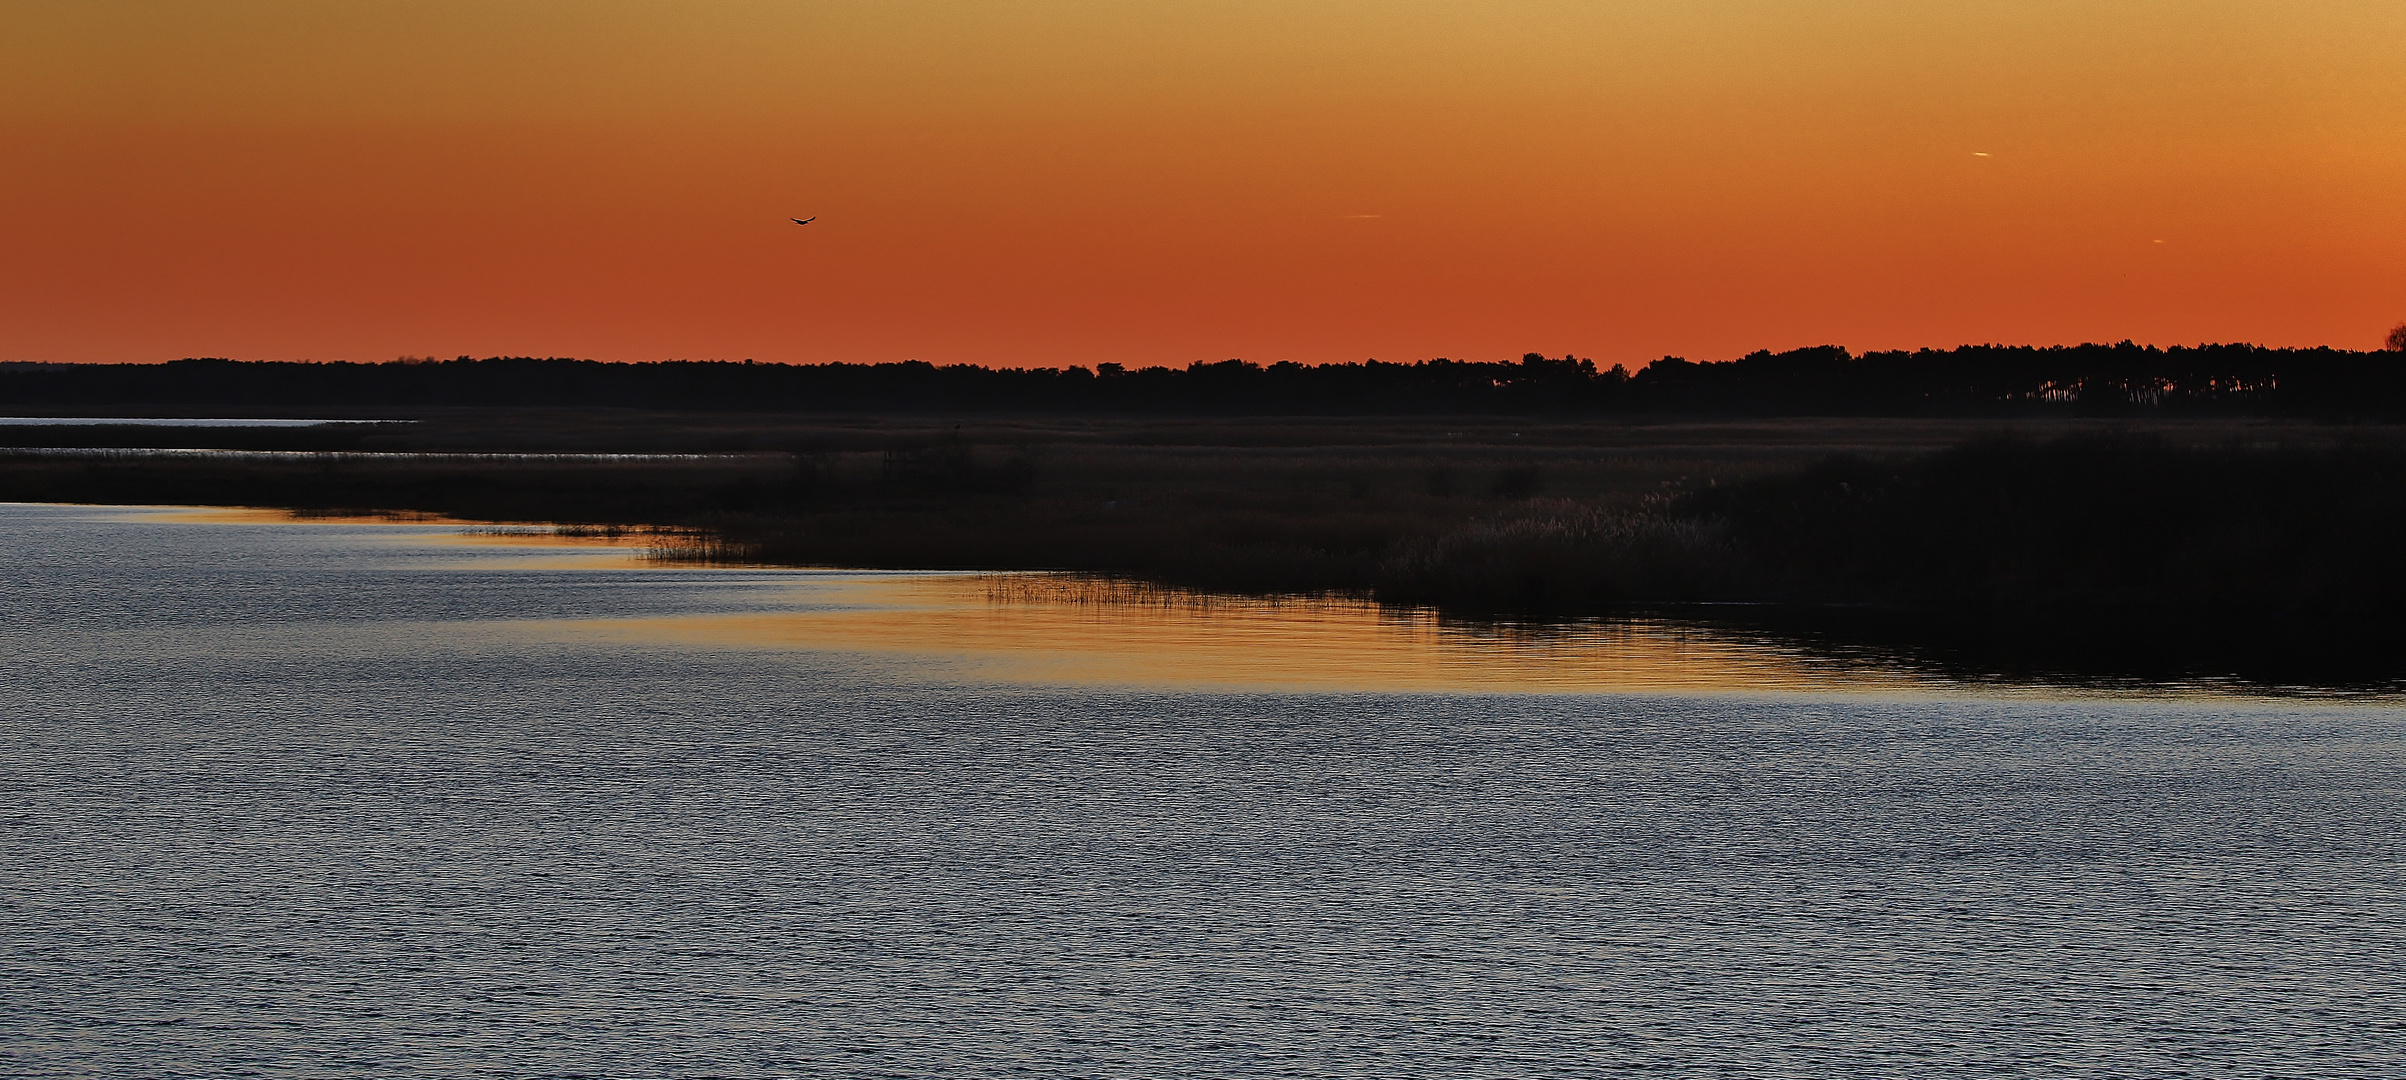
[5,0,2402,367]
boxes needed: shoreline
[5,414,2402,687]
[14,499,2393,703]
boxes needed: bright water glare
[2,504,2401,1078]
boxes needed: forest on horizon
[6,341,2405,417]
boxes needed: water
[3,503,2401,1077]
[4,449,742,462]
[0,418,404,427]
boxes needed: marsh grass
[7,416,2404,681]
[976,573,1332,611]
[1679,435,2406,680]
[1373,497,1739,612]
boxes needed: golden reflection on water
[550,572,1944,695]
[129,508,2271,697]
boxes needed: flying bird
[792,216,816,225]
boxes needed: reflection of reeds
[290,507,455,523]
[642,536,752,564]
[548,523,632,540]
[976,572,1335,611]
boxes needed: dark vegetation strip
[1376,439,2406,683]
[4,424,2398,684]
[8,339,2406,416]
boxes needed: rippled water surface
[3,503,2402,1078]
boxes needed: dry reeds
[7,420,2405,681]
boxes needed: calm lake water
[3,502,2401,1078]
[0,417,404,427]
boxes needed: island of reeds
[7,339,2405,685]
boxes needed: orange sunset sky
[5,0,2402,368]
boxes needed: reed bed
[5,417,2401,682]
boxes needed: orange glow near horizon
[6,0,2403,368]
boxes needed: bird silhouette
[792,217,816,225]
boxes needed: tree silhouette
[2387,322,2406,351]
[7,342,2406,416]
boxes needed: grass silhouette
[3,416,2399,683]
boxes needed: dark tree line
[4,341,2403,416]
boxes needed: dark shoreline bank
[5,413,2400,687]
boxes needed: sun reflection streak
[537,571,1948,695]
[114,508,2351,698]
